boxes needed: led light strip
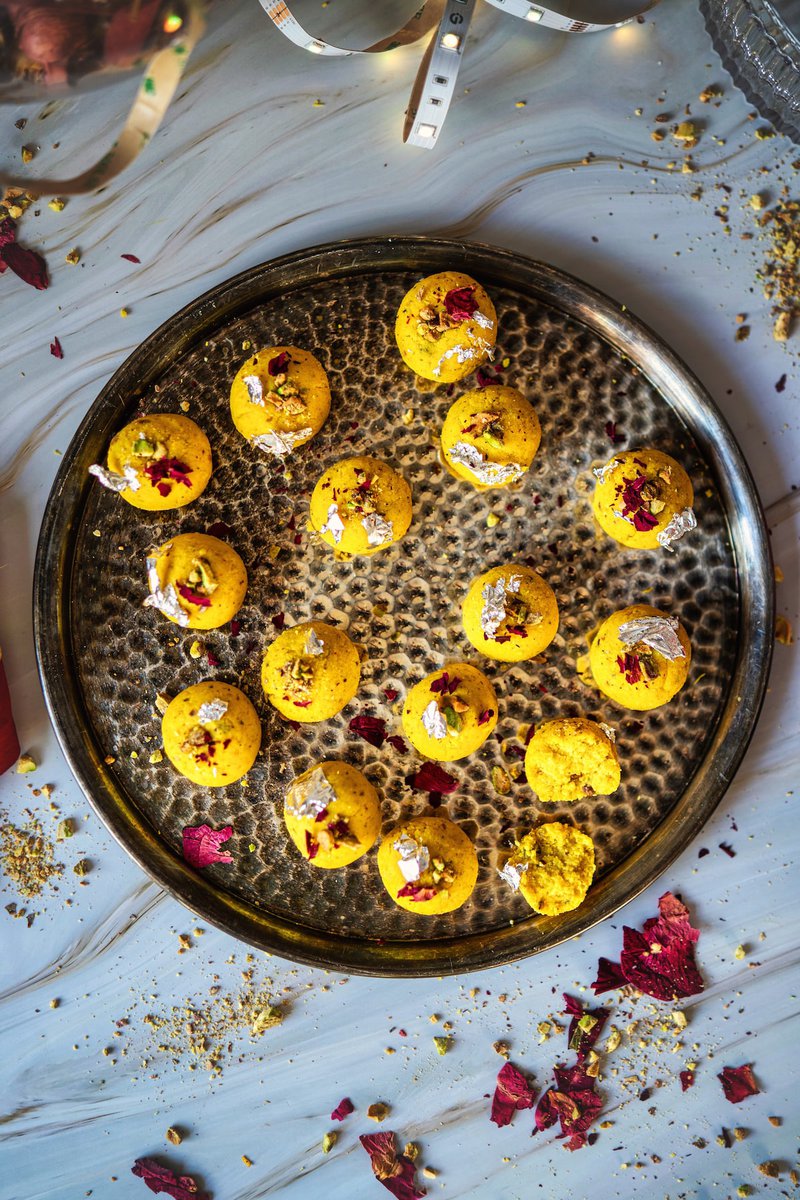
[0,2,206,196]
[261,0,661,150]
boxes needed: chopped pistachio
[367,1102,390,1122]
[433,1035,452,1055]
[56,819,74,840]
[486,512,501,528]
[65,248,80,266]
[322,1131,337,1154]
[165,1127,182,1146]
[149,749,164,764]
[48,197,66,212]
[73,858,90,876]
[403,1142,419,1161]
[16,754,36,774]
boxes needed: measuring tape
[259,0,660,149]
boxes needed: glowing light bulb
[163,12,183,34]
[525,6,544,20]
[440,32,461,50]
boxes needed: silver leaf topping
[320,502,345,544]
[286,766,337,819]
[432,335,494,378]
[593,458,620,483]
[198,699,228,725]
[480,574,521,638]
[393,834,430,883]
[251,427,312,457]
[656,507,697,552]
[472,310,494,330]
[449,440,524,486]
[362,512,394,547]
[304,627,325,656]
[498,861,525,891]
[243,374,264,406]
[142,556,190,626]
[421,699,448,740]
[618,615,686,660]
[598,722,616,743]
[88,463,141,493]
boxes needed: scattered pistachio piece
[16,754,36,774]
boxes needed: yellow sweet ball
[284,760,381,868]
[144,533,247,631]
[462,563,558,662]
[309,455,412,557]
[395,270,497,383]
[401,663,497,762]
[230,345,330,457]
[589,604,691,711]
[592,449,694,551]
[377,816,478,914]
[261,621,360,722]
[91,414,212,510]
[161,681,261,787]
[524,718,620,803]
[441,385,541,489]
[502,822,596,916]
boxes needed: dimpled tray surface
[34,238,772,975]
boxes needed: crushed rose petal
[618,891,704,1001]
[305,831,319,860]
[590,957,628,995]
[230,619,241,637]
[0,217,49,290]
[177,584,212,608]
[563,994,608,1060]
[397,882,438,902]
[121,253,141,263]
[430,671,460,695]
[349,714,388,748]
[206,521,232,539]
[181,824,233,868]
[271,612,286,630]
[131,1157,209,1200]
[534,1062,603,1151]
[605,420,625,445]
[268,351,291,376]
[411,762,458,795]
[617,652,643,685]
[718,1064,760,1104]
[443,285,478,321]
[206,649,221,668]
[331,1097,354,1121]
[50,336,63,359]
[478,709,494,726]
[680,1070,695,1091]
[384,687,399,702]
[490,1061,537,1127]
[359,1132,425,1200]
[386,735,407,753]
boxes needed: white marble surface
[1,1,799,1197]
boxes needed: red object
[680,1069,695,1091]
[563,994,609,1060]
[181,824,233,868]
[359,1132,425,1200]
[718,1063,760,1104]
[443,286,477,321]
[50,336,63,358]
[268,351,291,375]
[0,649,20,774]
[534,1062,603,1151]
[349,713,388,748]
[490,1062,536,1127]
[396,882,437,902]
[131,1157,208,1200]
[331,1097,354,1121]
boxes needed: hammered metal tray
[34,238,773,976]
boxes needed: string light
[162,12,183,34]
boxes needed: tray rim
[33,235,774,977]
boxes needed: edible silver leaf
[449,440,524,486]
[243,374,264,406]
[251,427,312,456]
[598,722,616,743]
[320,502,345,544]
[142,556,190,626]
[286,766,337,819]
[421,700,448,740]
[656,507,697,552]
[393,834,430,882]
[472,310,494,330]
[362,512,394,546]
[593,458,620,483]
[88,463,141,492]
[198,699,228,725]
[498,861,525,891]
[304,627,325,656]
[618,615,685,660]
[480,574,521,638]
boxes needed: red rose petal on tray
[619,891,704,1001]
[386,735,407,753]
[563,994,608,1060]
[206,649,221,668]
[384,687,399,702]
[411,762,458,795]
[349,714,388,748]
[206,521,232,540]
[182,824,233,868]
[0,217,15,249]
[331,1096,354,1121]
[590,957,628,995]
[680,1070,695,1092]
[360,1132,425,1200]
[490,1061,536,1127]
[605,420,625,445]
[50,337,63,359]
[1,239,49,289]
[132,1158,209,1200]
[718,1063,760,1104]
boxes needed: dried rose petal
[490,1061,536,1127]
[305,831,319,860]
[331,1096,354,1121]
[534,1063,602,1150]
[386,735,407,753]
[590,957,628,995]
[605,420,625,445]
[411,762,458,795]
[230,620,241,637]
[349,714,388,748]
[121,253,141,263]
[617,652,643,685]
[132,1157,209,1200]
[563,994,608,1060]
[206,521,232,540]
[430,672,460,695]
[476,364,503,388]
[182,824,233,868]
[632,509,658,532]
[268,351,291,376]
[359,1132,425,1200]
[1,240,49,289]
[206,649,221,668]
[718,1064,760,1104]
[680,1070,695,1091]
[384,687,399,702]
[397,882,438,902]
[271,612,286,630]
[144,457,193,489]
[0,217,15,249]
[443,285,478,321]
[619,891,704,1001]
[477,709,494,726]
[50,336,63,359]
[177,584,212,608]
